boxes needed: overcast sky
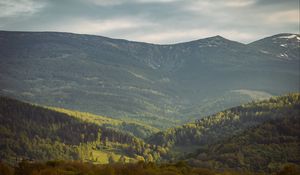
[0,0,299,44]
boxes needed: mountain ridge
[2,30,298,46]
[0,31,299,128]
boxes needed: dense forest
[47,106,159,139]
[186,116,300,173]
[148,93,300,172]
[148,93,299,147]
[0,93,299,174]
[0,96,163,164]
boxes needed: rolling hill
[0,31,299,128]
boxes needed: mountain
[249,33,300,61]
[0,31,299,128]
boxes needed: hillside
[0,93,299,173]
[47,107,159,139]
[147,93,300,173]
[148,93,300,146]
[0,31,299,128]
[0,96,162,164]
[186,116,300,173]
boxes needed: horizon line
[0,30,298,45]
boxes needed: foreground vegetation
[1,160,299,175]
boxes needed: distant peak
[213,35,224,39]
[189,35,229,43]
[204,35,227,41]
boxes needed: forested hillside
[47,107,159,139]
[0,97,163,164]
[186,116,300,173]
[148,93,300,172]
[0,94,299,173]
[149,93,299,146]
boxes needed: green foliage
[149,93,300,173]
[0,93,299,174]
[149,93,300,148]
[0,96,162,165]
[48,107,159,138]
[187,116,300,173]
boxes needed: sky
[0,0,299,44]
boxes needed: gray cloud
[0,0,46,18]
[0,0,298,44]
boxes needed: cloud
[0,0,46,17]
[129,29,256,44]
[131,29,212,44]
[185,0,256,12]
[83,0,178,6]
[224,0,256,7]
[0,0,298,44]
[136,0,178,3]
[43,18,153,34]
[82,0,123,6]
[264,10,299,24]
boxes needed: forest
[0,93,299,174]
[0,96,162,165]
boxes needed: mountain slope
[249,33,300,61]
[0,31,299,128]
[47,106,159,139]
[148,93,300,152]
[0,96,162,164]
[187,116,300,173]
[147,93,300,172]
[0,31,181,128]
